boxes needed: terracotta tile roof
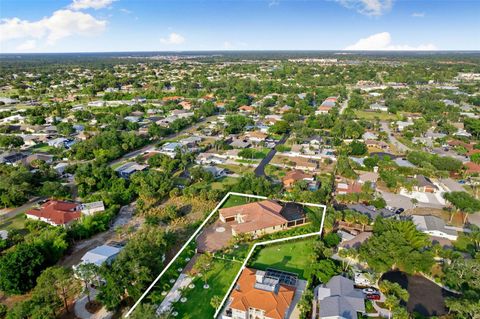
[230,268,295,319]
[336,181,362,194]
[465,161,480,174]
[282,170,313,188]
[239,105,254,112]
[219,200,287,234]
[162,96,184,101]
[245,131,268,140]
[26,200,80,226]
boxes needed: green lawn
[249,238,316,279]
[217,164,253,175]
[0,213,27,231]
[355,110,398,121]
[221,195,258,209]
[210,176,238,190]
[173,258,241,318]
[29,143,58,153]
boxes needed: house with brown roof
[282,170,314,189]
[178,100,193,110]
[219,200,288,236]
[244,131,268,144]
[335,180,363,195]
[223,268,296,319]
[239,105,255,113]
[26,200,81,227]
[464,161,480,174]
[283,156,320,172]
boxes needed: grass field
[355,110,398,121]
[249,238,316,279]
[0,213,26,231]
[210,176,238,190]
[173,258,241,318]
[29,143,58,153]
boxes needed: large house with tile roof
[219,200,289,236]
[223,268,296,319]
[26,200,81,227]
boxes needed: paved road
[254,134,288,177]
[108,115,216,167]
[339,97,349,115]
[380,121,411,153]
[0,196,45,222]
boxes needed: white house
[75,245,122,268]
[80,201,105,216]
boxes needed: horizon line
[2,49,480,55]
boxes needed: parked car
[366,294,381,301]
[362,287,379,295]
[395,208,405,214]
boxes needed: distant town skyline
[1,0,479,53]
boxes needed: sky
[0,0,479,53]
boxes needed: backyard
[248,238,317,279]
[220,194,260,209]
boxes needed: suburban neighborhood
[1,42,480,319]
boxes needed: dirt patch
[0,292,31,309]
[86,301,102,314]
[59,203,140,268]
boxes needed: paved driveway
[196,220,233,252]
[379,190,414,210]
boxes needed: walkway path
[74,288,112,319]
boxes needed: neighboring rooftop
[228,268,295,319]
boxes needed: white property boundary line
[124,192,327,318]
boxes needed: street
[254,134,288,177]
[380,121,411,153]
[108,115,216,168]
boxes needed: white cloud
[335,0,393,16]
[0,9,107,46]
[345,32,437,50]
[223,41,234,50]
[411,12,425,18]
[119,8,132,14]
[160,32,185,45]
[16,40,37,51]
[70,0,116,10]
[268,0,280,7]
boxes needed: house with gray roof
[75,244,122,268]
[411,215,458,241]
[314,276,365,319]
[115,162,148,178]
